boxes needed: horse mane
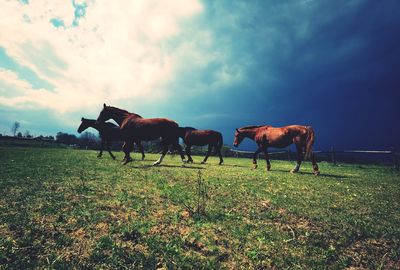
[184,127,197,131]
[82,118,118,128]
[239,125,264,130]
[108,106,142,118]
[81,118,96,124]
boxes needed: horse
[96,104,186,165]
[77,117,145,160]
[178,127,224,165]
[233,125,320,175]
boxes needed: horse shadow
[156,164,204,170]
[126,164,204,170]
[241,167,347,179]
[289,170,347,179]
[218,163,251,168]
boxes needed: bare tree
[24,130,32,138]
[11,122,20,136]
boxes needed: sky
[0,0,399,151]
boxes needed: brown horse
[178,127,224,165]
[233,125,319,175]
[96,104,186,165]
[77,117,145,160]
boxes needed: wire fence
[229,148,400,170]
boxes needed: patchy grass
[0,146,399,269]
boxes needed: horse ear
[236,128,240,133]
[81,117,84,121]
[103,103,107,108]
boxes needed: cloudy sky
[1,0,399,150]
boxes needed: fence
[229,148,400,170]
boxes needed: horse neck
[109,110,128,125]
[177,128,187,138]
[109,108,141,125]
[84,120,99,130]
[240,129,257,141]
[80,120,99,132]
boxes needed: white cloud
[0,0,203,113]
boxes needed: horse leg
[136,141,145,160]
[106,140,116,160]
[262,148,271,171]
[174,142,186,163]
[291,145,303,173]
[169,136,186,163]
[98,139,105,157]
[186,145,193,163]
[252,147,264,169]
[201,145,213,164]
[154,143,168,166]
[216,145,224,165]
[122,141,133,165]
[311,152,320,175]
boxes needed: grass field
[0,145,399,269]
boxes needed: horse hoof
[290,169,297,173]
[253,165,258,169]
[153,162,160,166]
[267,167,271,171]
[201,161,206,164]
[219,162,223,165]
[313,170,320,176]
[122,159,132,165]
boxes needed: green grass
[0,146,399,269]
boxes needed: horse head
[96,103,132,126]
[96,103,113,124]
[233,128,245,147]
[77,117,89,133]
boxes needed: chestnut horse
[178,127,224,165]
[96,104,185,165]
[77,117,145,160]
[233,125,319,175]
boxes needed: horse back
[122,117,178,128]
[120,117,179,140]
[256,125,308,148]
[185,130,221,146]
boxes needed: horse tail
[304,126,315,160]
[217,132,223,149]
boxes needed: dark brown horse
[233,125,319,175]
[178,127,224,165]
[96,104,186,165]
[77,117,145,160]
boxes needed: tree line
[4,121,233,155]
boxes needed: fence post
[392,148,399,171]
[331,146,336,165]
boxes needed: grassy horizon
[0,146,399,269]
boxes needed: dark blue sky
[0,0,400,149]
[164,0,400,150]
